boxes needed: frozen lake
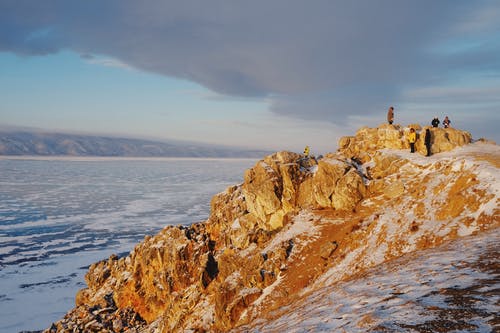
[0,157,254,332]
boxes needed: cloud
[83,55,134,70]
[404,86,500,104]
[1,0,499,130]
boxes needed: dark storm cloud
[1,0,499,126]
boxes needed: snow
[238,287,261,298]
[321,157,345,168]
[225,271,242,289]
[259,161,275,173]
[262,211,320,254]
[231,218,241,230]
[239,273,284,322]
[241,229,499,332]
[0,246,17,255]
[457,223,478,237]
[308,164,319,174]
[311,141,499,293]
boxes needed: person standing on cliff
[425,128,432,156]
[431,116,440,128]
[408,128,416,153]
[387,106,394,125]
[303,145,310,158]
[443,116,451,128]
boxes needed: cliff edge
[45,124,499,332]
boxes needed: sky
[1,0,499,153]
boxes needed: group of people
[407,127,432,156]
[387,107,451,129]
[301,107,454,160]
[387,106,452,156]
[431,116,451,128]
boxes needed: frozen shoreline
[0,158,253,332]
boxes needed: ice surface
[0,157,254,332]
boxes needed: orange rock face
[45,126,499,333]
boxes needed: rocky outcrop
[208,151,367,238]
[46,149,370,332]
[338,124,472,162]
[44,125,498,333]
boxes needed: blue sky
[1,1,499,153]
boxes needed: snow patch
[225,271,242,289]
[231,218,241,230]
[244,229,499,332]
[262,211,319,254]
[308,164,319,174]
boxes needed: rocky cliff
[44,124,499,332]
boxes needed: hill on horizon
[0,130,271,158]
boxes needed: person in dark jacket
[443,116,451,128]
[431,117,440,128]
[425,128,432,156]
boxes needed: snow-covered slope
[233,142,499,332]
[240,228,498,332]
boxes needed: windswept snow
[262,211,320,254]
[242,229,499,332]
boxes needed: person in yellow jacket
[303,145,310,157]
[408,128,417,153]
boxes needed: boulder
[416,127,472,155]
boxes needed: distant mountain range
[0,130,270,158]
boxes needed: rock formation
[44,124,498,333]
[338,124,472,162]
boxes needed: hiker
[303,145,310,158]
[431,116,440,128]
[443,116,451,128]
[408,128,416,153]
[424,128,432,156]
[387,106,394,125]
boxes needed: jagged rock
[45,149,371,331]
[201,253,219,288]
[415,127,472,155]
[332,168,366,210]
[242,151,305,230]
[320,241,339,259]
[369,152,404,180]
[45,125,498,333]
[209,150,367,237]
[383,179,405,199]
[339,124,472,158]
[475,137,496,145]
